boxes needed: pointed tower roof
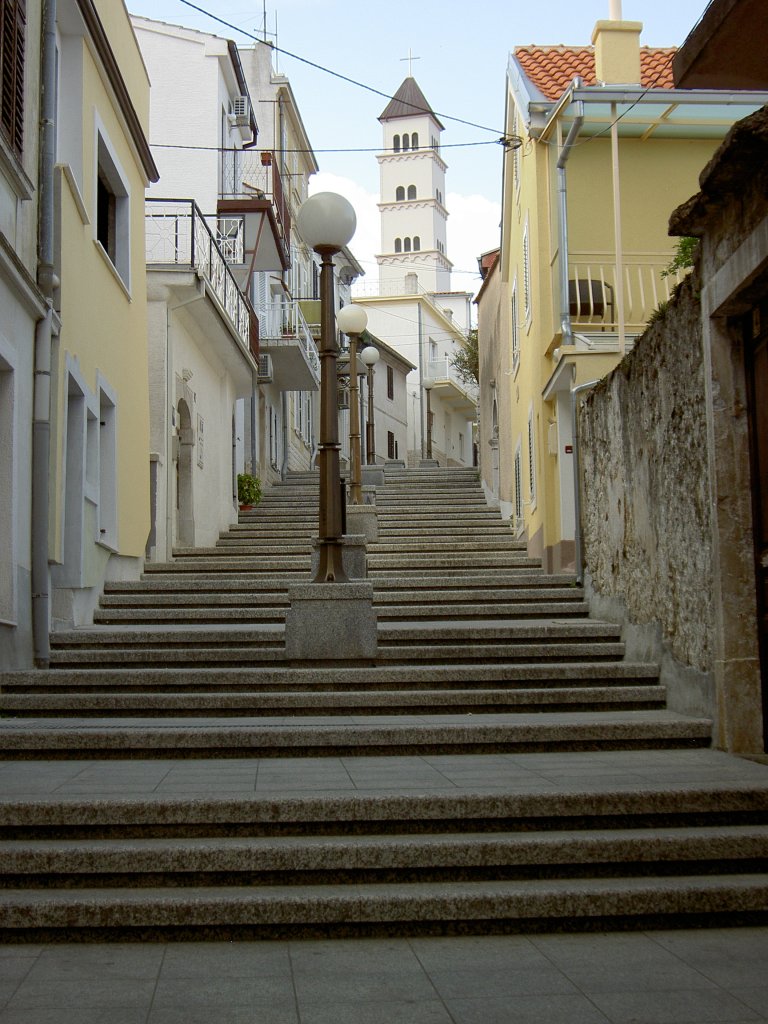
[378,77,445,129]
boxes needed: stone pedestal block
[362,466,385,487]
[419,459,440,469]
[346,504,378,543]
[285,581,378,660]
[311,535,367,579]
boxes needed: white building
[354,77,477,467]
[132,17,286,557]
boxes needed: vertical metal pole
[313,248,348,582]
[426,388,433,460]
[366,366,376,464]
[348,332,362,503]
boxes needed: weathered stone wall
[580,272,713,673]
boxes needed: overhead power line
[175,0,517,145]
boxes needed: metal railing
[426,357,479,404]
[219,149,291,254]
[253,298,320,382]
[145,198,258,357]
[564,252,690,333]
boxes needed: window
[527,406,537,508]
[386,365,394,400]
[394,238,402,253]
[395,186,405,201]
[0,0,25,157]
[387,431,396,459]
[413,236,420,251]
[514,443,523,523]
[411,132,419,149]
[407,184,416,200]
[403,237,411,253]
[522,218,531,322]
[402,133,410,151]
[393,134,400,152]
[510,280,520,371]
[95,131,130,287]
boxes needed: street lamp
[296,192,357,582]
[422,376,435,461]
[336,304,368,505]
[360,344,380,466]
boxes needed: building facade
[477,12,768,572]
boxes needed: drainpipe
[417,303,424,458]
[571,378,600,586]
[250,369,258,475]
[556,84,584,346]
[280,391,289,479]
[31,0,58,667]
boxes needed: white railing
[145,199,255,352]
[565,252,690,332]
[353,276,430,299]
[253,299,320,382]
[426,357,479,404]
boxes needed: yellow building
[479,15,767,573]
[48,0,158,633]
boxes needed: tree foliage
[661,237,698,279]
[450,329,479,388]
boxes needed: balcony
[145,199,258,390]
[216,150,291,281]
[254,299,320,392]
[426,357,478,415]
[562,251,690,344]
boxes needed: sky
[126,0,711,295]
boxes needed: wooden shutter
[0,0,26,157]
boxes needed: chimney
[592,8,642,85]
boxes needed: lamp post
[296,192,358,583]
[422,377,434,460]
[336,305,368,505]
[361,344,380,466]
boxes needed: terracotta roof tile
[515,45,676,100]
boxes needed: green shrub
[237,473,261,506]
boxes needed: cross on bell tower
[400,48,421,77]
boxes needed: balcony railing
[219,149,290,259]
[253,299,320,383]
[145,198,258,359]
[426,357,479,405]
[564,252,689,334]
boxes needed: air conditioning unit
[229,96,250,127]
[257,353,273,383]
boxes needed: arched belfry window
[393,134,401,152]
[394,238,402,253]
[411,132,419,149]
[402,133,410,151]
[413,236,421,251]
[395,186,405,202]
[407,185,416,200]
[404,237,411,252]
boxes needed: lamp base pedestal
[362,466,385,487]
[311,534,368,579]
[285,581,378,661]
[419,458,440,468]
[346,504,378,544]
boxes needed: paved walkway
[0,927,766,1023]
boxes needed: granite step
[0,711,712,758]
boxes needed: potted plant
[237,473,261,510]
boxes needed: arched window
[394,238,402,253]
[395,186,405,201]
[402,133,410,151]
[411,132,419,149]
[393,134,400,152]
[404,237,411,252]
[407,185,416,200]
[413,236,420,251]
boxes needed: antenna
[262,0,267,41]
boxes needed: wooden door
[744,298,768,749]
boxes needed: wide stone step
[0,685,667,716]
[0,662,661,691]
[368,554,540,570]
[370,540,527,555]
[376,601,590,620]
[2,874,765,938]
[3,825,766,884]
[0,711,712,758]
[93,607,286,625]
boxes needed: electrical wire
[175,0,515,142]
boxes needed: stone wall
[579,272,714,676]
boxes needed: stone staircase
[0,466,767,939]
